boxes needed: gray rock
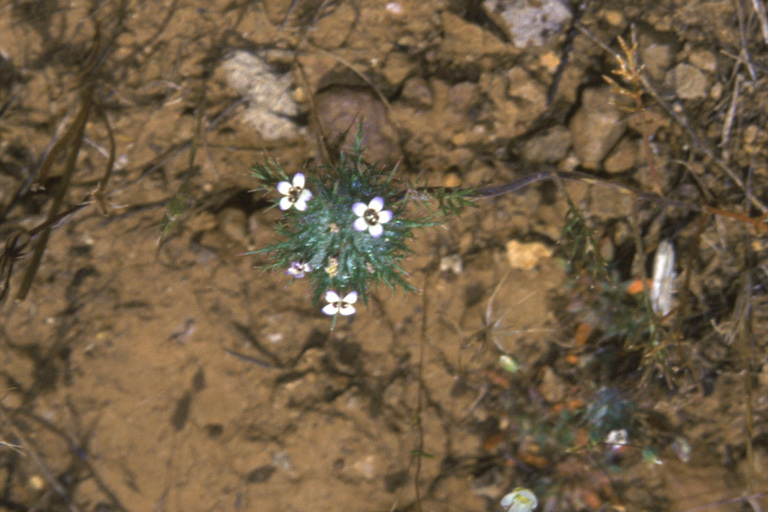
[222,51,302,140]
[521,126,572,163]
[637,29,679,82]
[569,87,625,169]
[674,63,708,100]
[483,0,572,48]
[400,77,433,108]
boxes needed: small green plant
[583,387,634,445]
[249,130,474,325]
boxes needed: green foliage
[249,156,290,193]
[567,274,654,347]
[559,200,654,348]
[160,180,190,239]
[249,130,472,316]
[433,186,478,217]
[583,387,634,444]
[560,203,611,284]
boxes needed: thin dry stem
[578,24,768,214]
[720,73,742,161]
[750,0,768,44]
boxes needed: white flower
[501,488,538,512]
[277,173,312,211]
[322,290,357,316]
[606,429,629,450]
[286,261,311,278]
[352,197,392,237]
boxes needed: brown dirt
[1,1,768,511]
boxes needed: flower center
[364,208,379,225]
[288,186,301,202]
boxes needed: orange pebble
[482,431,506,452]
[574,323,594,346]
[566,398,585,411]
[484,369,511,389]
[520,453,549,468]
[626,278,652,295]
[581,489,603,510]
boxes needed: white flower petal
[279,196,292,210]
[292,173,305,188]
[286,263,305,277]
[294,198,308,211]
[368,223,383,237]
[369,197,384,212]
[501,488,538,512]
[354,217,369,232]
[343,291,358,304]
[352,202,368,217]
[338,303,356,316]
[322,304,339,315]
[325,290,340,303]
[277,181,292,195]
[378,210,393,224]
[299,189,313,202]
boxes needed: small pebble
[674,63,707,100]
[602,10,624,26]
[688,49,717,73]
[440,254,463,274]
[444,171,462,187]
[603,138,637,173]
[505,240,552,270]
[539,51,561,72]
[400,76,432,108]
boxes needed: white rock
[505,240,552,270]
[222,51,302,140]
[482,0,572,48]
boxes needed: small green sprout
[642,445,663,465]
[499,354,521,373]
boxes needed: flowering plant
[249,131,474,324]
